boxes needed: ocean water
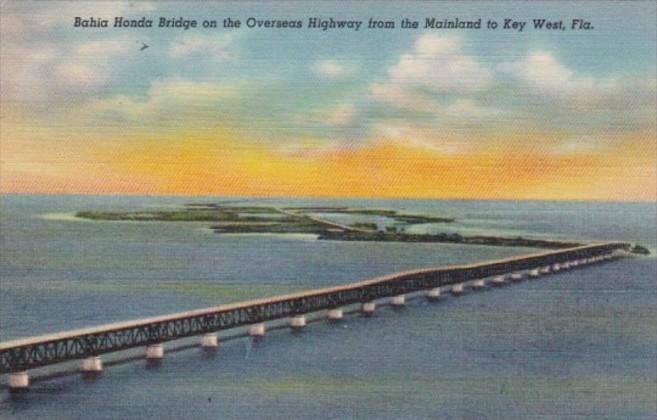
[0,195,655,419]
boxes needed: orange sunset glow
[2,124,655,201]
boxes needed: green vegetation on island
[283,207,454,223]
[629,244,651,255]
[76,207,297,223]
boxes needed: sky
[1,1,655,201]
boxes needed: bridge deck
[0,242,628,373]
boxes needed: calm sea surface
[0,195,655,419]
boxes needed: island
[75,203,650,254]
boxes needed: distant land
[76,203,651,254]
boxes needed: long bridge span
[0,242,629,390]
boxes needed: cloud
[1,36,137,102]
[368,36,655,140]
[499,50,611,104]
[370,83,439,114]
[313,60,353,77]
[505,50,575,93]
[371,122,468,155]
[551,136,607,155]
[75,39,133,56]
[80,78,241,126]
[497,50,656,133]
[442,99,501,120]
[53,62,107,89]
[387,34,491,93]
[0,1,157,104]
[168,33,237,61]
[318,104,357,125]
[369,34,492,117]
[500,50,656,107]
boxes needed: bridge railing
[0,242,628,374]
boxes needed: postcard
[1,1,655,419]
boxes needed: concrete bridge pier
[80,356,103,373]
[361,301,376,316]
[248,323,266,337]
[451,283,464,295]
[200,333,219,348]
[289,315,307,330]
[510,272,523,281]
[8,371,29,391]
[145,343,164,360]
[327,308,343,321]
[390,295,406,307]
[472,279,485,290]
[426,287,441,300]
[491,275,505,286]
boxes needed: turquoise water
[0,195,655,419]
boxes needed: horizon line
[1,191,655,205]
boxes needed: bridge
[0,242,629,390]
[275,207,376,233]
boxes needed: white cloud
[369,34,492,117]
[313,60,353,77]
[168,33,237,61]
[321,104,357,125]
[368,37,655,138]
[370,83,439,113]
[552,136,607,155]
[501,50,599,97]
[372,122,467,154]
[387,34,491,93]
[1,13,141,103]
[1,1,157,102]
[0,44,56,101]
[500,50,657,119]
[7,38,136,101]
[443,99,500,119]
[82,78,240,122]
[53,62,107,89]
[75,39,133,57]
